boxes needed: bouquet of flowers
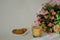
[34,0,60,33]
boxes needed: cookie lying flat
[12,28,27,35]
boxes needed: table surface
[11,29,60,40]
[0,28,60,40]
[30,33,60,40]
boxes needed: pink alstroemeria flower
[50,16,54,20]
[34,16,42,26]
[48,22,52,27]
[34,20,41,26]
[54,24,59,32]
[44,10,48,14]
[51,12,56,15]
[50,9,54,13]
[37,15,41,19]
[37,15,42,22]
[44,15,48,19]
[37,19,42,23]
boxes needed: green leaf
[44,3,53,11]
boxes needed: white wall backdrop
[0,0,50,40]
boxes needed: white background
[0,0,48,34]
